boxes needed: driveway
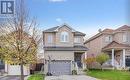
[45,75,98,80]
[0,76,20,80]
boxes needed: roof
[102,41,130,51]
[84,25,130,44]
[84,33,102,44]
[102,29,114,33]
[43,24,86,36]
[74,31,86,36]
[115,25,130,31]
[43,26,59,32]
[44,46,88,51]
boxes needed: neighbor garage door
[48,60,71,76]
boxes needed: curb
[0,75,6,79]
[24,75,30,80]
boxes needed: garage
[48,60,71,76]
[7,65,30,75]
[126,56,130,67]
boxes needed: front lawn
[27,73,44,80]
[87,69,130,80]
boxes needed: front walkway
[45,75,98,80]
[0,76,20,80]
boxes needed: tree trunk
[20,63,24,80]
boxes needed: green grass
[27,73,44,80]
[87,69,130,80]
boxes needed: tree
[0,0,41,80]
[96,53,109,70]
[85,56,96,69]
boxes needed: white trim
[122,49,126,68]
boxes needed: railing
[72,61,79,74]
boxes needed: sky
[26,0,129,38]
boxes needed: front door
[74,53,83,68]
[126,55,130,67]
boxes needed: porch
[102,41,130,69]
[74,52,87,69]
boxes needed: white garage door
[8,65,30,75]
[48,60,71,76]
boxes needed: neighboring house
[43,24,88,75]
[85,25,130,69]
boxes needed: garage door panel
[49,61,71,76]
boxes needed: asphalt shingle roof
[44,46,88,51]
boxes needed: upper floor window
[48,35,53,43]
[74,37,81,43]
[123,33,127,42]
[60,31,69,42]
[105,35,112,42]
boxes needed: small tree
[96,53,109,70]
[86,56,96,69]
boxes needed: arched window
[60,31,69,42]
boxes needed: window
[123,33,127,42]
[48,35,53,43]
[60,31,69,42]
[74,37,81,43]
[105,35,112,42]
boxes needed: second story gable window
[48,35,53,43]
[60,31,69,42]
[123,33,127,42]
[105,35,112,42]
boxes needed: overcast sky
[26,0,129,38]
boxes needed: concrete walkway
[0,76,20,80]
[45,75,98,80]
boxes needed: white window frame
[74,37,81,43]
[60,31,69,42]
[123,33,127,42]
[105,35,112,42]
[47,35,53,43]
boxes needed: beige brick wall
[55,26,74,47]
[43,26,84,47]
[44,51,74,61]
[85,35,103,57]
[44,33,56,47]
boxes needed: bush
[85,56,96,69]
[72,70,77,75]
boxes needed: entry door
[74,53,83,68]
[126,56,130,67]
[48,60,71,76]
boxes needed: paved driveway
[0,76,20,80]
[45,75,98,80]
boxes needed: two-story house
[43,24,88,75]
[85,25,130,69]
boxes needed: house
[84,25,130,69]
[43,24,88,75]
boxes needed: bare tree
[0,0,41,80]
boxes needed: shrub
[96,53,109,70]
[72,70,77,75]
[85,56,96,69]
